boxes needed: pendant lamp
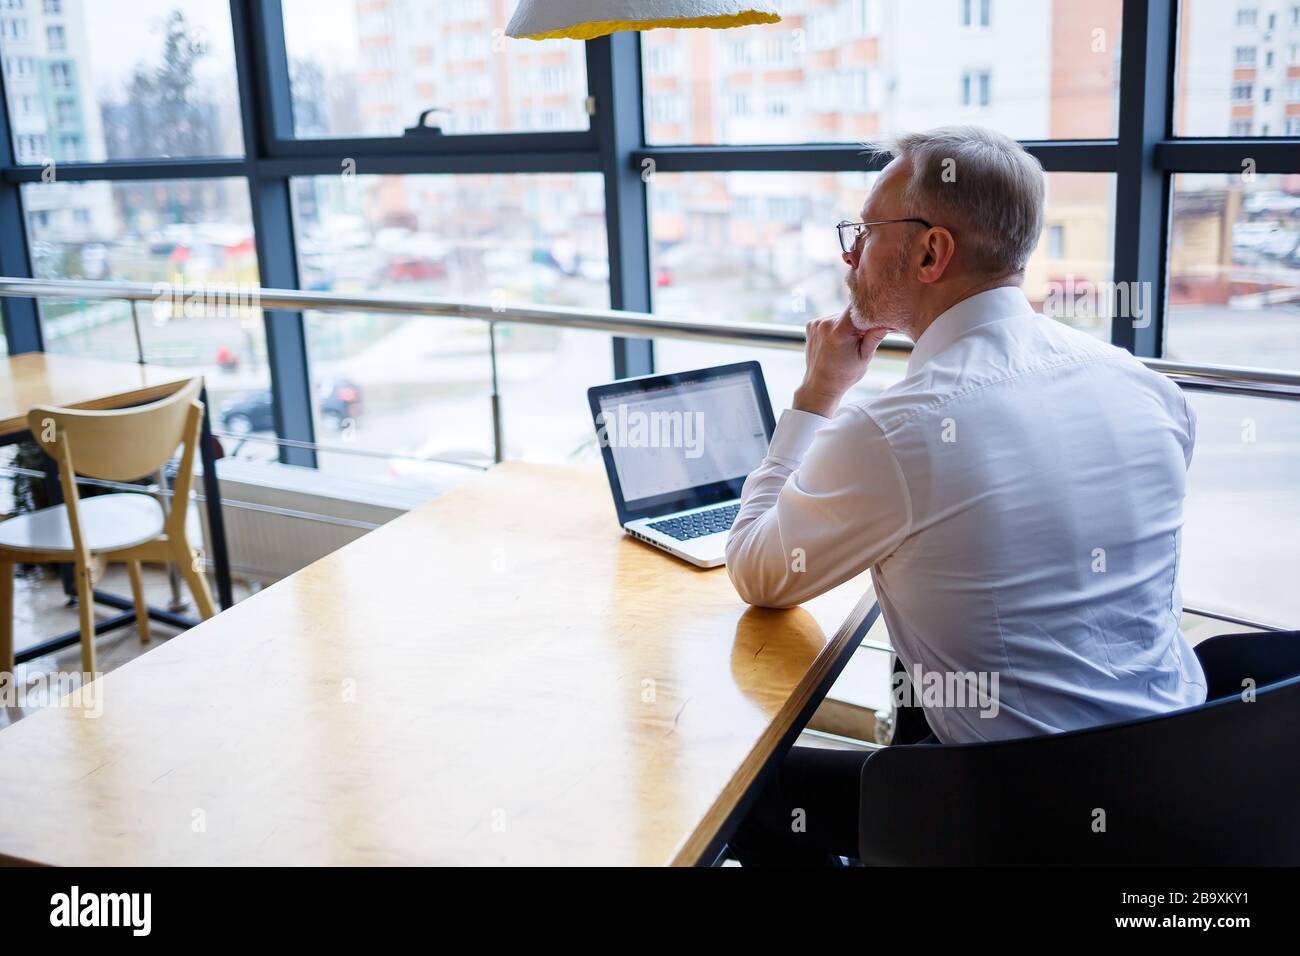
[506,0,781,41]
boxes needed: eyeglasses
[836,218,933,255]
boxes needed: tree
[103,9,218,160]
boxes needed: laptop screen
[589,362,776,523]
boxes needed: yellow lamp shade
[506,0,780,41]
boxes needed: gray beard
[847,277,890,332]
[847,267,910,336]
[847,298,872,331]
[845,272,871,330]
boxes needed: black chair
[858,629,1300,865]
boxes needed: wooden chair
[0,378,215,676]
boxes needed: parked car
[317,378,363,429]
[1258,230,1300,260]
[219,378,363,435]
[219,390,274,435]
[381,256,447,282]
[1243,191,1300,219]
[1232,222,1294,263]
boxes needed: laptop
[588,361,776,568]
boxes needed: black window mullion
[1112,0,1177,358]
[249,0,296,144]
[588,34,654,379]
[1155,139,1300,173]
[233,0,315,467]
[0,45,42,353]
[632,141,1118,174]
[264,131,598,160]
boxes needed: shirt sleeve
[725,403,912,608]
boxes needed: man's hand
[793,307,893,417]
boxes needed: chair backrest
[1194,627,1300,699]
[859,629,1300,865]
[26,378,204,539]
[27,377,202,482]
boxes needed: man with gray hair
[725,126,1206,865]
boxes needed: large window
[642,0,1124,145]
[0,0,1293,631]
[1165,3,1300,628]
[290,172,609,478]
[1182,390,1299,627]
[649,170,1115,331]
[282,0,590,138]
[23,177,266,428]
[650,167,1114,414]
[1166,172,1300,370]
[1176,0,1300,137]
[0,0,244,163]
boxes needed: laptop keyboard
[647,503,741,542]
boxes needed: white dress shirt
[727,286,1207,744]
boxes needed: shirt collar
[905,286,1036,377]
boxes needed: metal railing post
[130,298,188,612]
[488,321,503,464]
[129,298,147,365]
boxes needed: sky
[81,0,244,87]
[280,0,361,71]
[71,0,459,94]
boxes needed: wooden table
[0,353,196,437]
[0,352,235,646]
[0,461,877,866]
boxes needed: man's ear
[916,227,957,285]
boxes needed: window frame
[264,0,598,159]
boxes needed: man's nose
[842,250,857,267]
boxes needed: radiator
[199,458,457,583]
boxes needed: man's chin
[847,302,870,331]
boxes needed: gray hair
[867,126,1045,276]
